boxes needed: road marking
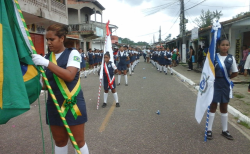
[99,101,116,132]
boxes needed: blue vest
[160,51,165,58]
[118,51,127,65]
[103,61,114,81]
[88,52,94,60]
[215,54,233,78]
[81,53,85,63]
[166,52,172,58]
[45,48,83,105]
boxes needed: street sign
[191,27,199,40]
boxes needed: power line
[143,1,179,16]
[162,14,180,37]
[188,1,249,8]
[185,0,206,11]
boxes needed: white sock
[165,67,168,73]
[104,93,108,103]
[170,67,173,73]
[129,66,131,74]
[55,144,68,154]
[75,142,89,154]
[118,75,121,83]
[221,113,228,132]
[124,75,128,84]
[207,112,215,131]
[84,71,87,77]
[113,92,119,103]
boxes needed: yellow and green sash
[49,53,82,119]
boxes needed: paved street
[1,58,250,154]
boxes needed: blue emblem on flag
[199,73,210,95]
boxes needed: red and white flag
[99,20,114,80]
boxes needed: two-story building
[19,0,68,55]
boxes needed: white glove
[168,58,171,60]
[32,54,49,67]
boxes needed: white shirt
[55,49,80,69]
[217,54,238,73]
[119,51,129,57]
[244,54,250,69]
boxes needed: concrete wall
[68,8,78,24]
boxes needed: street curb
[172,68,250,126]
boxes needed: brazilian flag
[0,0,42,124]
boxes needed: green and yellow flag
[0,0,42,124]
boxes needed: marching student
[31,24,88,154]
[87,49,94,70]
[128,47,133,76]
[102,52,120,108]
[158,47,166,73]
[165,47,173,75]
[206,38,238,140]
[79,48,87,78]
[117,46,130,86]
[124,46,131,76]
[93,49,99,74]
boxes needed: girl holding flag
[207,38,238,140]
[32,24,88,154]
[102,52,120,108]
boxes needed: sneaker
[187,69,191,71]
[207,131,213,140]
[171,73,173,75]
[117,83,120,86]
[130,74,132,76]
[125,83,128,86]
[116,103,120,107]
[165,73,167,75]
[85,76,87,78]
[132,70,134,72]
[160,71,162,73]
[221,131,234,140]
[102,103,107,108]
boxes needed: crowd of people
[30,23,248,153]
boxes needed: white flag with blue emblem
[195,21,221,123]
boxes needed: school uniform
[165,51,172,65]
[81,53,86,68]
[94,53,99,64]
[88,52,94,65]
[159,51,166,65]
[45,48,87,126]
[103,61,116,91]
[212,54,238,103]
[117,51,129,70]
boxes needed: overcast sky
[93,0,250,43]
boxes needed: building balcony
[19,0,68,25]
[68,21,104,39]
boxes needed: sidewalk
[172,64,250,126]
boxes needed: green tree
[232,11,250,19]
[194,9,223,28]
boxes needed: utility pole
[180,0,186,63]
[159,26,161,46]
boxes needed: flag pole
[14,0,81,153]
[204,106,210,142]
[97,79,102,110]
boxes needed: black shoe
[132,70,134,72]
[171,73,173,75]
[125,83,128,86]
[165,73,167,75]
[117,83,120,86]
[221,131,234,140]
[207,131,213,140]
[85,76,87,78]
[130,74,132,76]
[160,71,162,73]
[102,103,107,108]
[116,103,120,107]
